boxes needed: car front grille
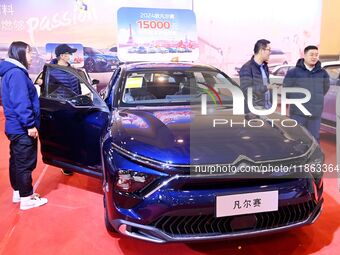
[152,200,316,236]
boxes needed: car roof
[123,62,219,72]
[321,60,340,67]
[271,64,294,72]
[270,60,340,71]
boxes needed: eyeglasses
[263,48,271,52]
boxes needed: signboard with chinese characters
[117,7,198,62]
[216,190,278,217]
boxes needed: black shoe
[61,169,74,176]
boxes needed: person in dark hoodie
[49,43,81,176]
[0,41,48,210]
[283,45,330,143]
[239,39,272,112]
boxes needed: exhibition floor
[0,107,339,255]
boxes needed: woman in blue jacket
[0,41,48,210]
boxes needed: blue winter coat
[283,59,330,117]
[0,59,40,134]
[48,59,81,98]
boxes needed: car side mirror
[92,79,100,85]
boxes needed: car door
[322,65,340,125]
[39,64,110,177]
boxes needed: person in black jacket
[50,44,81,175]
[283,45,330,143]
[48,44,81,100]
[0,41,48,210]
[239,39,272,111]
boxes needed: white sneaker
[20,193,48,210]
[12,190,20,203]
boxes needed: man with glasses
[239,39,272,112]
[283,45,329,143]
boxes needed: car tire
[85,58,96,73]
[104,196,116,233]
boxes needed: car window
[121,70,235,106]
[43,66,104,107]
[324,65,340,86]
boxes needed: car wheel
[85,58,96,73]
[104,196,116,233]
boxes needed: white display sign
[117,7,198,62]
[216,190,278,217]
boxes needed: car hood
[112,107,313,165]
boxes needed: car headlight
[114,169,157,194]
[112,142,177,171]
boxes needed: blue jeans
[290,114,321,143]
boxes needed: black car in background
[84,47,119,73]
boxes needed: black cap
[55,44,77,57]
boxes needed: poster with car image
[117,7,199,62]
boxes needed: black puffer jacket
[283,59,330,117]
[239,56,270,108]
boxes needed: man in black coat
[283,45,330,143]
[239,39,272,111]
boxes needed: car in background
[157,47,169,54]
[127,46,138,53]
[37,62,323,243]
[167,47,178,53]
[136,46,147,54]
[84,47,119,73]
[147,46,157,54]
[321,61,340,134]
[268,49,290,69]
[269,64,295,96]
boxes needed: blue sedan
[38,62,324,243]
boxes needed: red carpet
[0,107,339,255]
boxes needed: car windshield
[121,70,236,106]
